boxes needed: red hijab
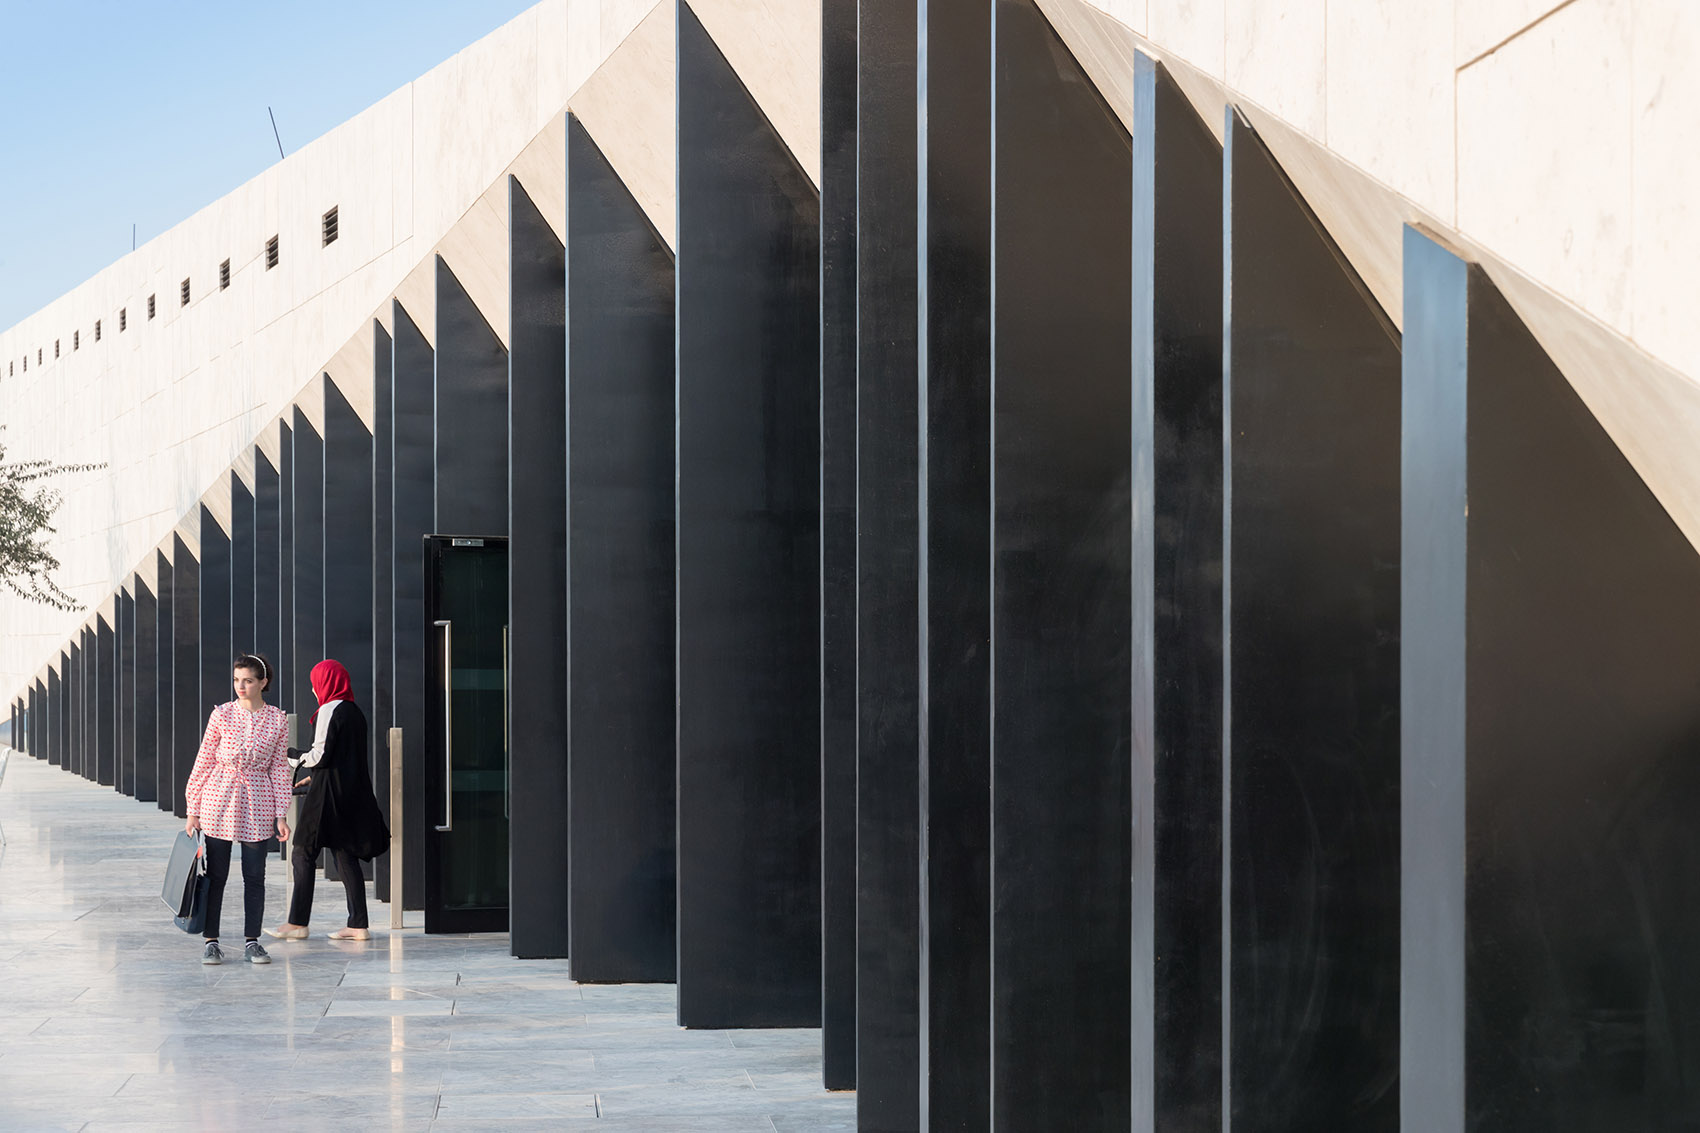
[309,659,353,721]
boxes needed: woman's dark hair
[233,653,273,690]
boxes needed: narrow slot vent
[219,259,230,290]
[265,235,279,269]
[180,278,190,307]
[322,206,338,246]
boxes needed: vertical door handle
[502,623,510,820]
[434,619,453,832]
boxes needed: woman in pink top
[184,654,291,965]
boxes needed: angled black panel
[856,0,921,1124]
[278,425,297,714]
[119,590,136,794]
[61,650,73,772]
[232,476,256,658]
[254,447,281,698]
[58,660,68,767]
[1402,229,1700,1131]
[1223,111,1401,1130]
[84,626,96,779]
[79,630,92,779]
[70,637,83,778]
[435,256,509,538]
[201,504,233,725]
[920,0,994,1121]
[172,535,200,817]
[372,322,395,902]
[392,300,434,909]
[86,626,99,780]
[133,574,158,803]
[49,658,58,767]
[324,378,377,884]
[292,408,325,724]
[48,659,56,766]
[819,0,857,1093]
[675,1,822,1029]
[50,658,64,769]
[60,650,72,772]
[508,174,571,960]
[1130,56,1225,1131]
[63,641,74,771]
[324,378,375,755]
[96,615,115,786]
[154,554,173,809]
[370,324,396,898]
[84,626,98,780]
[70,632,83,775]
[991,1,1133,1124]
[564,119,676,979]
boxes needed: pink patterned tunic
[184,702,290,842]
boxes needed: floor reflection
[0,753,856,1130]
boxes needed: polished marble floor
[0,749,856,1131]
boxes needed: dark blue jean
[202,836,267,941]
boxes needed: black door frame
[423,534,511,934]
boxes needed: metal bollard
[282,713,300,861]
[389,727,403,929]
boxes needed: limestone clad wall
[1079,0,1698,384]
[1046,0,1700,572]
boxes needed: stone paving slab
[0,751,857,1130]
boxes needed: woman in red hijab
[266,659,390,941]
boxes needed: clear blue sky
[0,1,539,332]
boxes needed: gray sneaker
[244,941,271,965]
[201,940,223,965]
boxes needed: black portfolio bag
[162,831,208,935]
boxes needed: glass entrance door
[424,535,509,934]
